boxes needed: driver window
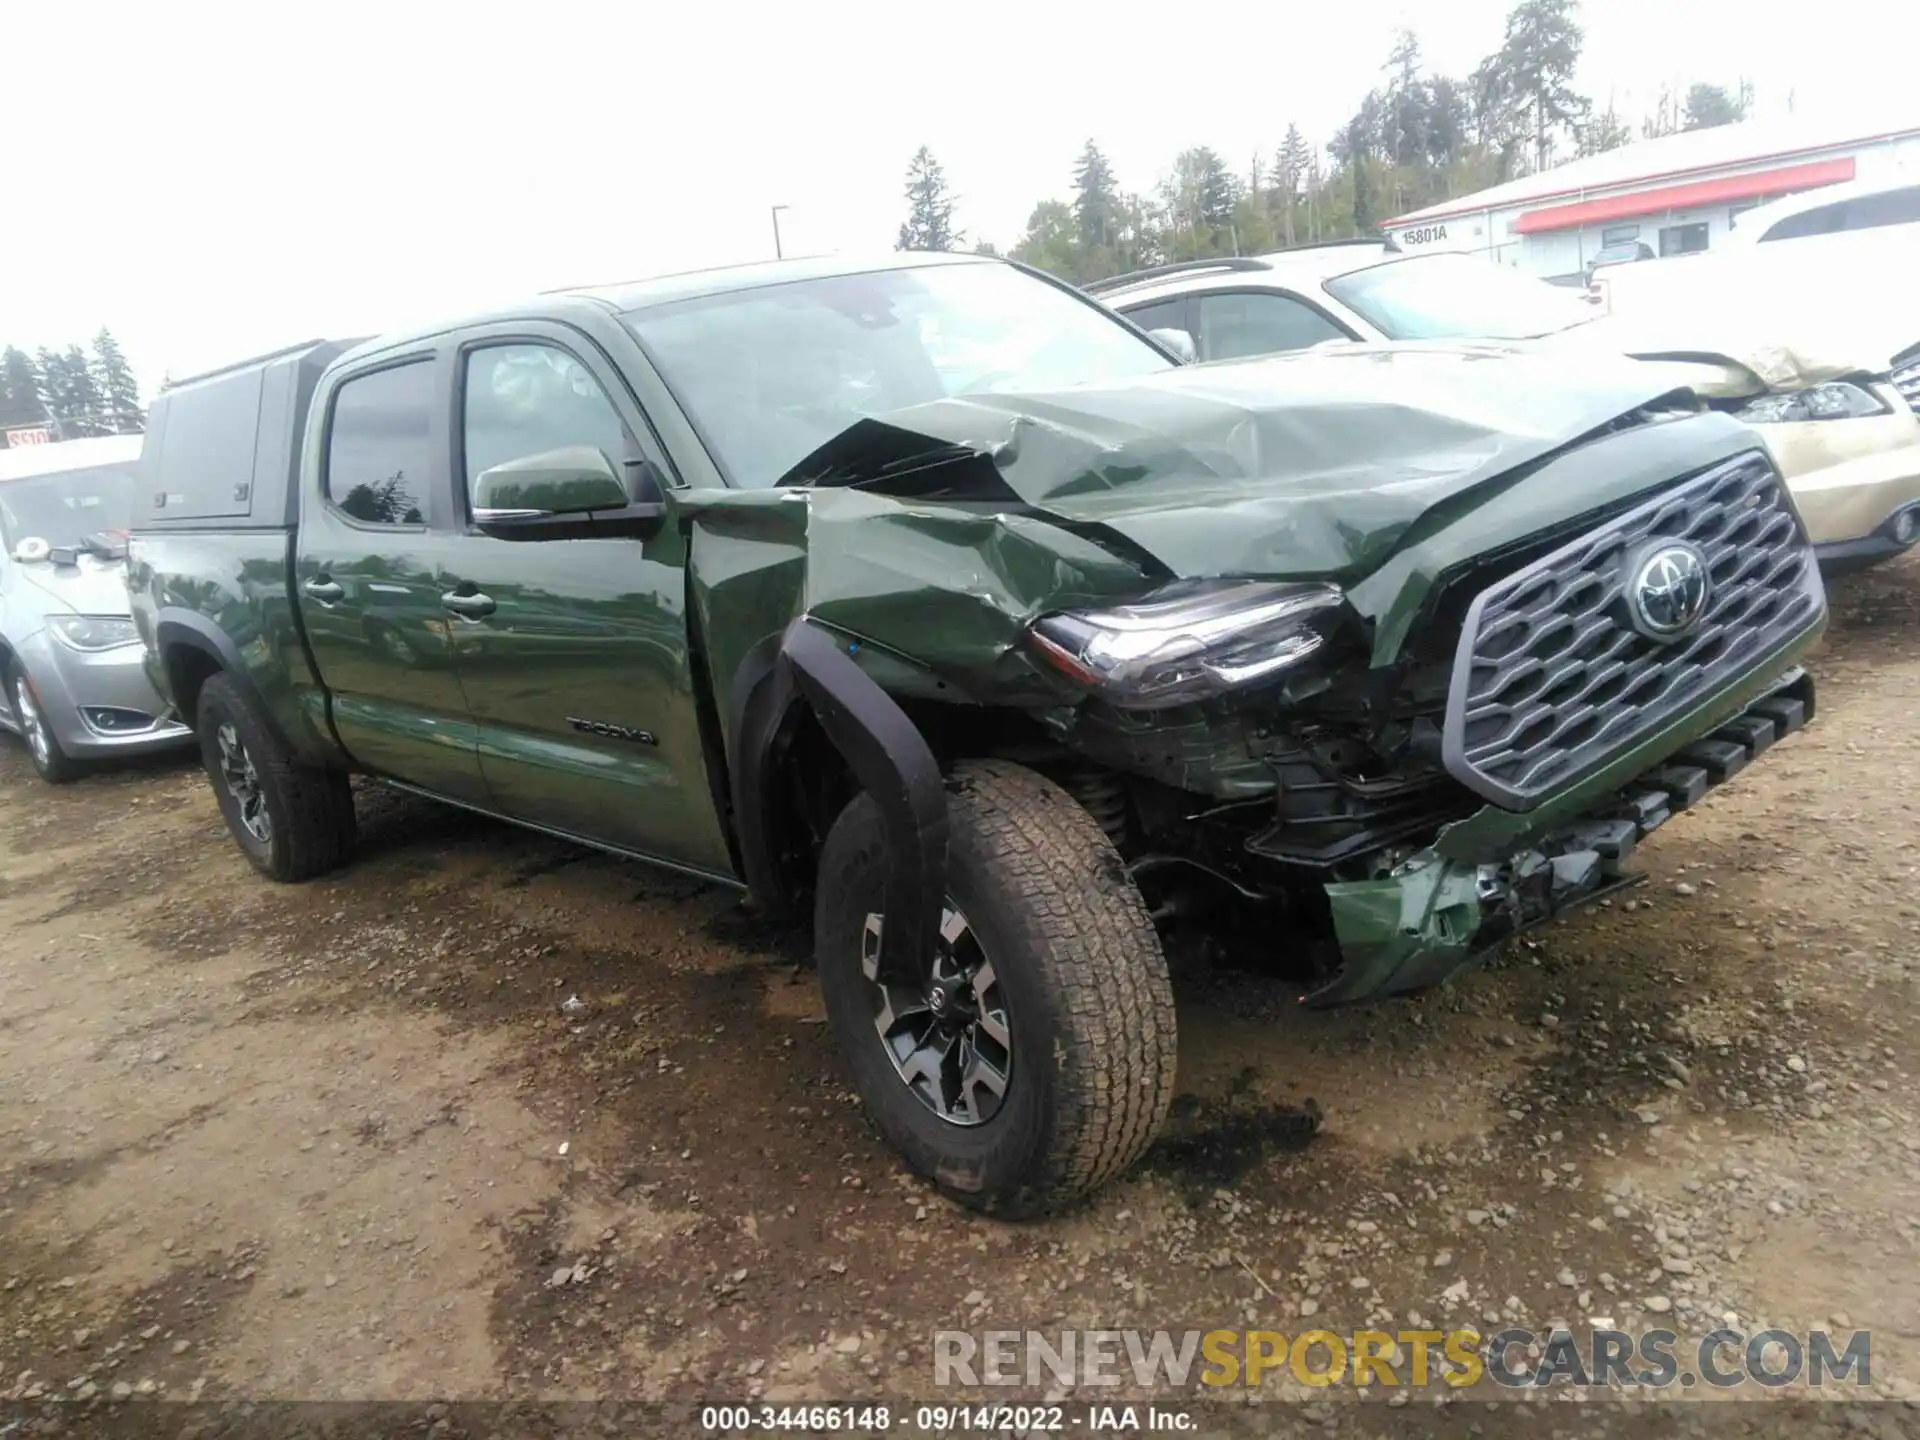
[461,344,632,508]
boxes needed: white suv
[1723,175,1920,248]
[1089,242,1598,363]
[1095,245,1920,574]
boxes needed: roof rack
[166,339,333,391]
[1082,256,1271,295]
[1279,235,1400,252]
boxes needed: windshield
[0,464,137,552]
[1325,254,1594,342]
[625,261,1173,487]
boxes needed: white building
[1384,110,1920,283]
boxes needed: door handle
[441,590,496,619]
[304,577,345,603]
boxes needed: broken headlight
[1026,580,1344,711]
[1737,382,1888,424]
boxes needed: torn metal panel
[1316,668,1818,1006]
[685,483,1152,727]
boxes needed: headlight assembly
[47,615,141,652]
[1025,579,1344,710]
[1737,382,1889,424]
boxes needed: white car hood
[1571,255,1919,393]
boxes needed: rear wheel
[196,672,356,881]
[815,759,1177,1216]
[8,664,80,784]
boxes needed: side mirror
[471,447,668,542]
[472,446,629,516]
[1149,327,1198,364]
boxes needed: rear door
[294,354,489,801]
[435,324,734,878]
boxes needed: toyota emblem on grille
[1627,541,1712,640]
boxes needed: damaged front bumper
[1309,668,1815,1007]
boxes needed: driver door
[436,325,733,878]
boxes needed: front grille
[1893,361,1920,412]
[1441,452,1822,810]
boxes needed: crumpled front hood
[16,554,133,619]
[688,342,1760,727]
[783,343,1698,581]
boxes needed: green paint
[440,518,735,876]
[126,532,335,758]
[131,267,1826,1009]
[293,518,491,805]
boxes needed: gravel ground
[1,555,1917,1437]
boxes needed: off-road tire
[196,672,356,882]
[815,759,1177,1217]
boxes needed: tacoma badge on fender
[566,716,659,745]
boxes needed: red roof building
[1384,110,1920,282]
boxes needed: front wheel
[9,664,80,784]
[196,672,356,881]
[815,760,1177,1217]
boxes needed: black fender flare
[728,617,947,980]
[153,612,318,763]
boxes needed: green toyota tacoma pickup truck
[127,252,1824,1215]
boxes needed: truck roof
[570,249,992,311]
[337,251,997,367]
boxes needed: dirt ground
[2,557,1918,1435]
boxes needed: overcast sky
[8,0,1918,393]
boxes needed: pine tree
[1184,148,1238,229]
[1486,0,1590,173]
[896,146,962,252]
[61,344,109,436]
[35,349,73,437]
[1682,82,1750,131]
[1272,125,1309,246]
[1161,148,1239,259]
[91,328,145,435]
[1425,77,1473,169]
[1071,140,1121,254]
[1348,118,1377,230]
[1384,30,1429,169]
[0,346,49,433]
[33,346,111,438]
